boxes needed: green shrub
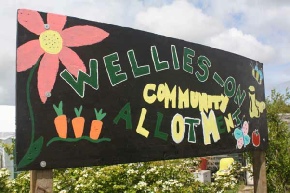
[0,168,11,192]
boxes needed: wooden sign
[16,9,268,170]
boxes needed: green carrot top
[74,105,83,117]
[53,101,63,116]
[94,108,106,121]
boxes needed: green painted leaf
[74,105,83,117]
[17,136,43,169]
[53,101,63,116]
[94,108,107,120]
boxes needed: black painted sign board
[16,9,267,170]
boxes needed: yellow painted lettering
[207,95,219,111]
[171,113,185,143]
[178,87,189,109]
[198,92,208,113]
[143,84,157,104]
[190,91,199,108]
[136,108,150,138]
[157,83,166,102]
[224,113,234,132]
[201,110,220,145]
[164,84,176,108]
[220,94,229,113]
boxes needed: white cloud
[135,0,224,44]
[193,0,290,65]
[15,0,142,26]
[245,2,290,34]
[135,1,275,63]
[207,28,275,63]
[196,0,290,34]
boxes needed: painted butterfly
[234,121,251,149]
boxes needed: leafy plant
[0,168,11,192]
[211,161,251,193]
[0,138,15,160]
[264,89,290,192]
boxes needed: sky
[0,105,15,133]
[1,0,290,106]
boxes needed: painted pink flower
[17,9,109,103]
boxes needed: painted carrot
[90,108,106,140]
[72,105,85,138]
[53,101,67,138]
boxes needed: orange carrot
[90,120,103,140]
[90,108,106,140]
[54,114,67,138]
[53,101,67,138]
[72,105,85,138]
[72,117,85,138]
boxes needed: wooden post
[252,150,267,193]
[30,170,53,193]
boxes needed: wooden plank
[30,170,37,192]
[252,150,267,193]
[30,170,53,193]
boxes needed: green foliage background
[264,89,290,192]
[0,158,247,193]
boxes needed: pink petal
[61,25,109,47]
[47,13,67,32]
[58,47,86,77]
[18,9,44,35]
[38,54,59,103]
[17,40,44,72]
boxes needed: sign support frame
[30,170,53,193]
[252,150,267,193]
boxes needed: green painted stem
[18,56,43,168]
[46,136,111,146]
[26,57,41,145]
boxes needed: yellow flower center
[39,30,63,54]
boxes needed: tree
[265,89,290,192]
[0,138,15,160]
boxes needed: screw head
[44,24,50,30]
[45,92,51,97]
[40,161,46,168]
